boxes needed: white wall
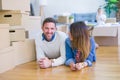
[30,0,40,16]
[31,0,105,17]
[44,0,105,17]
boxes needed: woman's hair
[70,21,90,61]
[42,17,56,27]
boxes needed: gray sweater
[35,31,67,67]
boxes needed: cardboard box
[23,16,41,31]
[105,18,116,23]
[95,36,118,46]
[12,39,36,65]
[9,28,26,42]
[0,0,30,11]
[0,46,15,73]
[15,16,42,39]
[57,25,67,33]
[93,27,117,37]
[93,26,119,46]
[9,16,42,39]
[0,10,29,26]
[0,24,10,49]
[25,16,42,39]
[57,16,69,23]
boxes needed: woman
[65,21,96,71]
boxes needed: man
[35,17,67,68]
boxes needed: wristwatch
[51,59,55,67]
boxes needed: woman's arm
[75,37,96,70]
[85,37,96,66]
[65,38,75,66]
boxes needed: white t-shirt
[96,14,106,25]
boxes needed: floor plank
[0,46,120,80]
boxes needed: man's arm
[51,32,67,67]
[35,44,45,60]
[35,34,46,60]
[51,39,66,67]
[35,36,51,68]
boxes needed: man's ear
[41,26,43,30]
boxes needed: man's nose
[48,29,52,33]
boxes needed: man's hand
[38,57,52,69]
[69,62,76,71]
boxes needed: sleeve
[96,14,99,21]
[65,38,75,66]
[103,14,106,21]
[85,37,96,66]
[35,34,46,61]
[51,32,67,67]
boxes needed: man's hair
[42,17,56,27]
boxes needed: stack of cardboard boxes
[57,24,68,33]
[0,0,30,26]
[0,24,15,73]
[57,15,73,33]
[57,16,69,24]
[0,0,40,73]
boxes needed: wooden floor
[0,46,120,80]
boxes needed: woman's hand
[75,63,83,70]
[75,62,88,70]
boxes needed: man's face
[42,22,56,41]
